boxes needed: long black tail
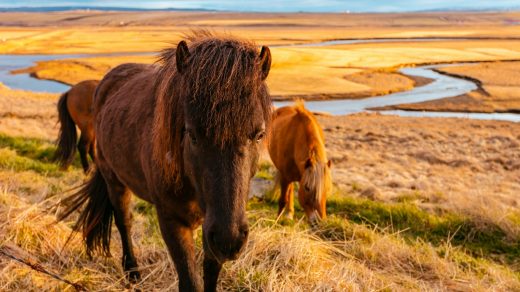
[54,92,78,169]
[58,168,113,257]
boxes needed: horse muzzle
[204,222,249,262]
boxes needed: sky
[0,0,519,12]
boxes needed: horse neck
[306,127,327,164]
[296,109,327,163]
[151,74,185,184]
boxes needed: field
[3,11,520,109]
[1,10,520,291]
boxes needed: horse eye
[305,186,310,192]
[255,131,266,142]
[188,131,197,145]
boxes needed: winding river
[0,38,519,122]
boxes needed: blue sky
[0,0,519,12]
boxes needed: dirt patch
[318,112,520,212]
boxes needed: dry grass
[0,83,58,140]
[0,113,519,290]
[318,113,520,242]
[1,12,520,289]
[1,181,519,291]
[3,11,520,55]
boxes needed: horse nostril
[239,225,249,240]
[207,230,217,246]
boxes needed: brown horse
[54,79,99,173]
[59,33,272,291]
[268,100,332,224]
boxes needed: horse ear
[176,40,190,73]
[304,158,313,169]
[258,46,271,80]
[327,159,332,168]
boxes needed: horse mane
[292,100,327,161]
[152,31,272,184]
[291,99,331,207]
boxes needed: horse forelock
[302,156,331,208]
[182,36,271,147]
[152,32,272,183]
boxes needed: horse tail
[58,168,113,257]
[54,91,78,169]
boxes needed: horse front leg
[203,232,222,292]
[157,210,202,292]
[279,178,294,220]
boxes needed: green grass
[0,148,60,175]
[255,161,275,181]
[326,196,520,264]
[134,198,164,246]
[0,133,83,174]
[0,133,56,163]
[249,184,520,267]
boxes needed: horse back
[93,62,160,202]
[93,63,154,115]
[268,104,326,180]
[66,79,99,130]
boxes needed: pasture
[0,9,519,291]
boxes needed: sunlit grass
[0,133,83,175]
[0,131,519,290]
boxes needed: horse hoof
[127,270,141,283]
[285,213,294,220]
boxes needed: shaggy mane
[152,31,271,184]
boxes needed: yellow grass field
[9,39,520,108]
[1,11,520,291]
[3,12,520,110]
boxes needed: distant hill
[418,7,520,12]
[0,6,217,12]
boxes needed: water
[273,65,478,114]
[0,52,155,93]
[0,54,76,93]
[277,38,481,48]
[0,39,518,122]
[379,110,520,122]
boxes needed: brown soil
[317,112,520,213]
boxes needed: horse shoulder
[269,108,305,179]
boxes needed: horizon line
[1,5,520,13]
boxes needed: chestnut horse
[59,33,272,291]
[268,100,332,224]
[54,80,99,173]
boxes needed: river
[0,38,518,122]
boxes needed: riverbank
[375,61,520,113]
[7,39,520,108]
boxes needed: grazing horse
[54,80,99,173]
[59,33,272,291]
[268,100,332,224]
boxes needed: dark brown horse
[268,100,332,224]
[54,79,99,173]
[59,33,272,291]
